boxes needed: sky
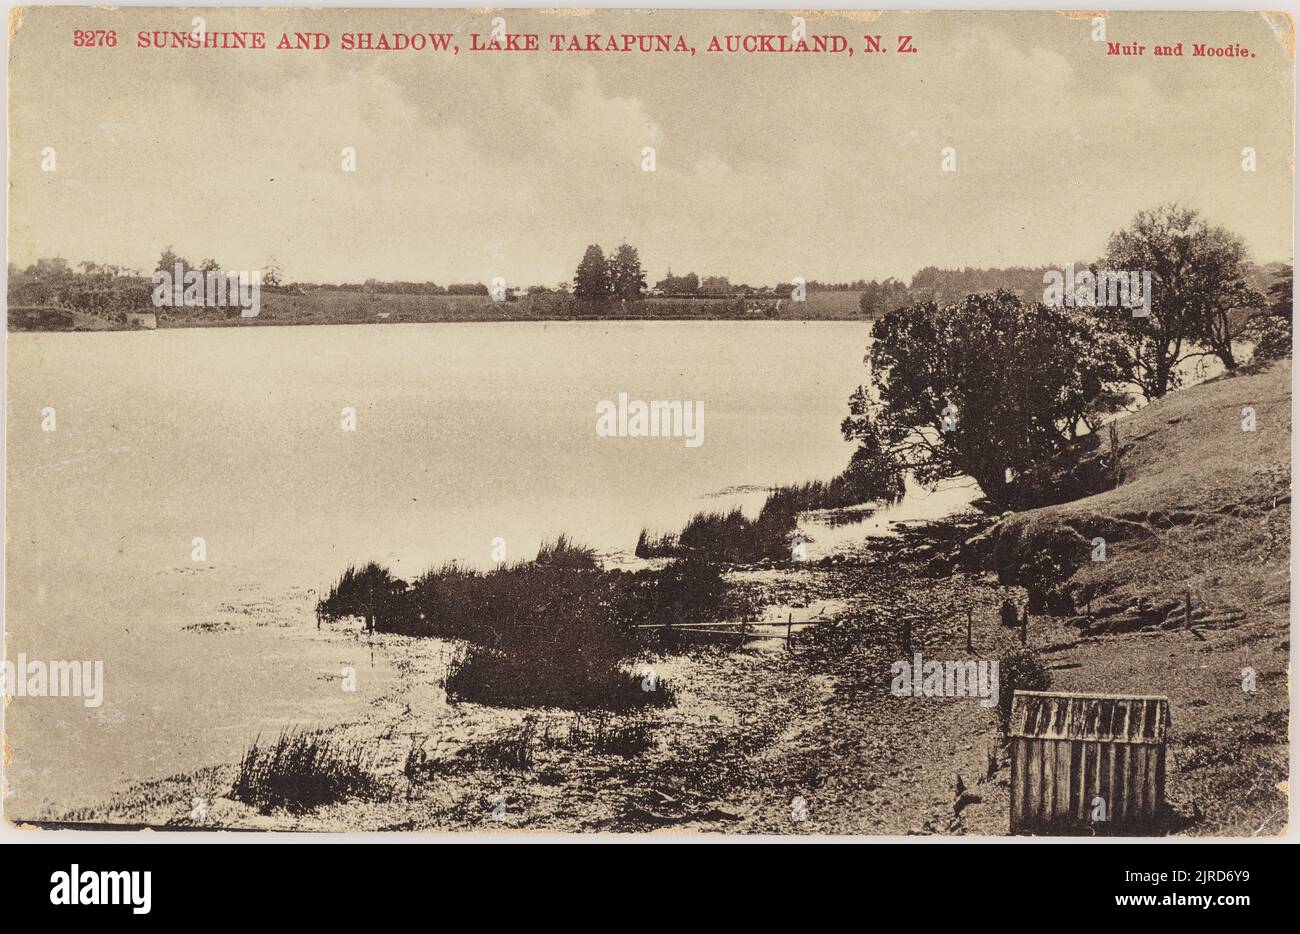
[7,8,1295,286]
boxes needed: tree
[262,257,283,288]
[608,243,646,300]
[28,257,71,279]
[859,277,911,317]
[1099,204,1263,397]
[1184,227,1266,371]
[573,244,611,300]
[156,246,188,275]
[654,271,699,294]
[841,291,1128,507]
[1248,264,1293,362]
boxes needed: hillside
[976,359,1290,834]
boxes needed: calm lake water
[6,320,919,815]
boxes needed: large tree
[573,244,611,300]
[1099,204,1264,397]
[608,243,647,300]
[842,291,1128,506]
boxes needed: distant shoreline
[8,306,870,333]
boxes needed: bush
[324,537,753,708]
[636,463,904,565]
[997,651,1053,733]
[230,728,383,813]
[316,561,405,631]
[1248,315,1292,362]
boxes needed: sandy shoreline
[21,514,1028,834]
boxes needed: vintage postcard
[3,6,1293,837]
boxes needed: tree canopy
[1098,204,1265,397]
[842,291,1129,506]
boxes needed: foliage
[842,290,1128,506]
[230,728,382,813]
[573,244,611,300]
[608,243,647,300]
[636,463,904,564]
[316,561,404,629]
[1098,204,1265,395]
[1247,264,1293,362]
[996,651,1052,733]
[322,538,748,708]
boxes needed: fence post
[966,606,973,652]
[786,613,793,652]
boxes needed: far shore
[7,291,869,333]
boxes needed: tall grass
[230,728,383,813]
[316,560,403,630]
[321,537,747,708]
[636,464,905,564]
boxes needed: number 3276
[73,30,117,47]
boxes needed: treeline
[8,258,153,323]
[7,247,288,323]
[859,261,1288,318]
[844,204,1293,511]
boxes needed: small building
[125,312,157,330]
[1009,690,1170,836]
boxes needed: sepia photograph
[1,3,1294,862]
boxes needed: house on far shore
[125,312,157,330]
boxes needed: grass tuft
[230,728,383,813]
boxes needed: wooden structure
[1009,690,1170,836]
[632,614,832,651]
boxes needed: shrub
[636,462,904,565]
[326,537,750,708]
[1248,315,1292,362]
[317,561,405,631]
[996,651,1053,733]
[230,728,383,813]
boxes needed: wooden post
[786,613,793,652]
[903,616,912,654]
[966,606,973,652]
[1020,607,1029,646]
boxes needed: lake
[5,319,924,815]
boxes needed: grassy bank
[953,358,1291,833]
